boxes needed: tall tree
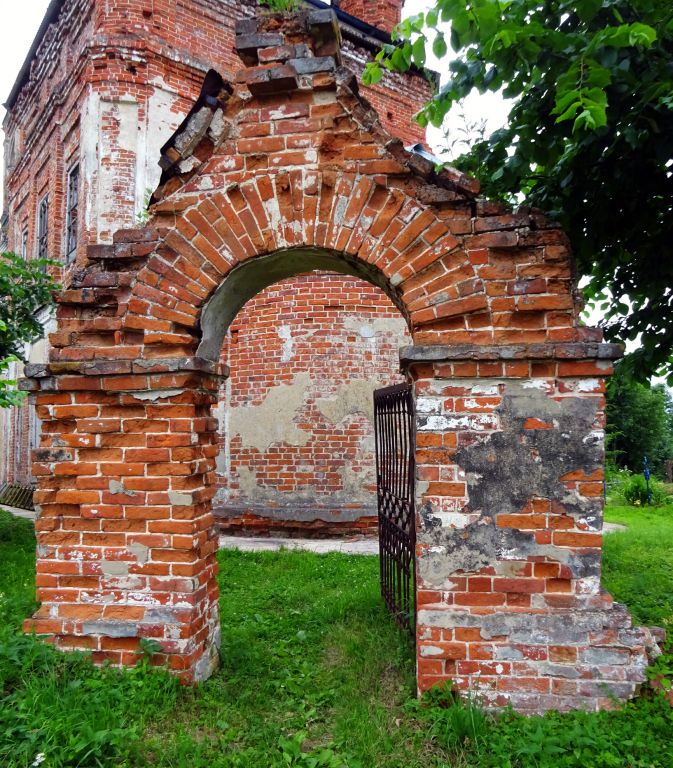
[606,362,673,474]
[364,0,673,382]
[0,252,56,407]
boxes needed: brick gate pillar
[406,343,656,712]
[23,338,224,680]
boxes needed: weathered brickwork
[215,272,410,535]
[337,0,402,33]
[19,9,658,709]
[407,349,655,711]
[2,0,425,271]
[2,0,425,524]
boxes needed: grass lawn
[603,505,673,627]
[1,507,672,768]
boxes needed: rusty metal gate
[373,383,416,636]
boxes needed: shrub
[259,0,300,12]
[620,473,670,506]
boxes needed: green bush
[620,473,670,506]
[258,0,300,12]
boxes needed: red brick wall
[1,0,429,499]
[21,7,655,709]
[215,272,411,534]
[338,0,403,33]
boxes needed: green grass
[1,507,672,767]
[604,505,673,627]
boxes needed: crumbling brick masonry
[22,10,659,711]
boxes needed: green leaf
[361,62,383,86]
[412,37,426,68]
[552,89,582,117]
[629,23,657,47]
[390,46,411,72]
[433,32,448,59]
[450,27,461,53]
[554,100,582,124]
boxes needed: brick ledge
[400,342,624,364]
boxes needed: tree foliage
[364,0,673,381]
[0,252,56,407]
[606,361,673,475]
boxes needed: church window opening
[65,164,79,261]
[37,195,49,262]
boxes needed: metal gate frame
[373,382,416,636]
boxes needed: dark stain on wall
[418,382,604,585]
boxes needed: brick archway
[24,10,656,711]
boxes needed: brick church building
[1,0,430,534]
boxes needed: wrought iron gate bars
[373,382,416,636]
[0,482,35,511]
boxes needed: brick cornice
[400,342,624,364]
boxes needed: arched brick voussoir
[142,158,584,349]
[138,141,582,355]
[150,176,494,354]
[147,157,493,347]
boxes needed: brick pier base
[25,364,224,681]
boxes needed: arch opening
[211,266,412,537]
[196,247,410,362]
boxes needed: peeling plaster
[342,315,407,339]
[129,543,149,565]
[169,491,193,506]
[337,460,375,501]
[80,89,100,232]
[126,388,185,401]
[108,479,136,497]
[138,82,183,216]
[99,99,139,241]
[228,374,311,452]
[316,379,377,424]
[418,381,603,588]
[101,560,129,577]
[229,466,374,512]
[278,325,294,362]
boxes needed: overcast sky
[1,3,53,118]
